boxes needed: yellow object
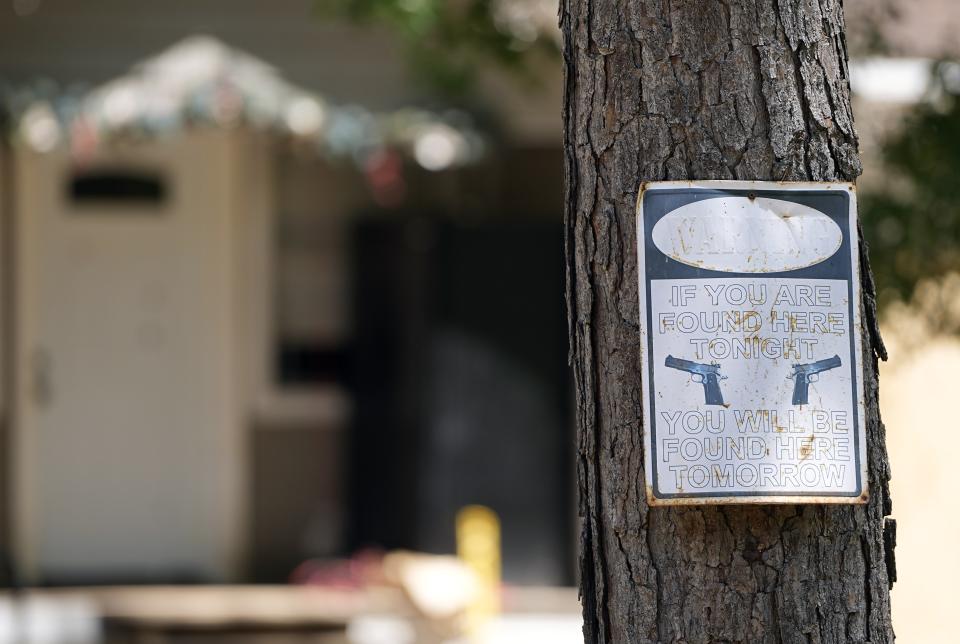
[456,505,501,639]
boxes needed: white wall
[880,322,960,640]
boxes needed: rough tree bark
[561,1,895,642]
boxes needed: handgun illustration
[788,354,841,405]
[664,355,726,406]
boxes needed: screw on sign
[636,181,868,505]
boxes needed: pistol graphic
[788,354,841,405]
[664,355,726,406]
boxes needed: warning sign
[637,181,867,505]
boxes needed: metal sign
[637,181,868,505]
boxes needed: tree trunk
[561,1,895,642]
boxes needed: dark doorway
[348,216,572,585]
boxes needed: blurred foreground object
[290,549,386,590]
[0,594,100,644]
[456,505,501,639]
[0,583,582,644]
[383,552,478,625]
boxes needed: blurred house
[0,1,570,589]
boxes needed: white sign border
[636,180,869,506]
